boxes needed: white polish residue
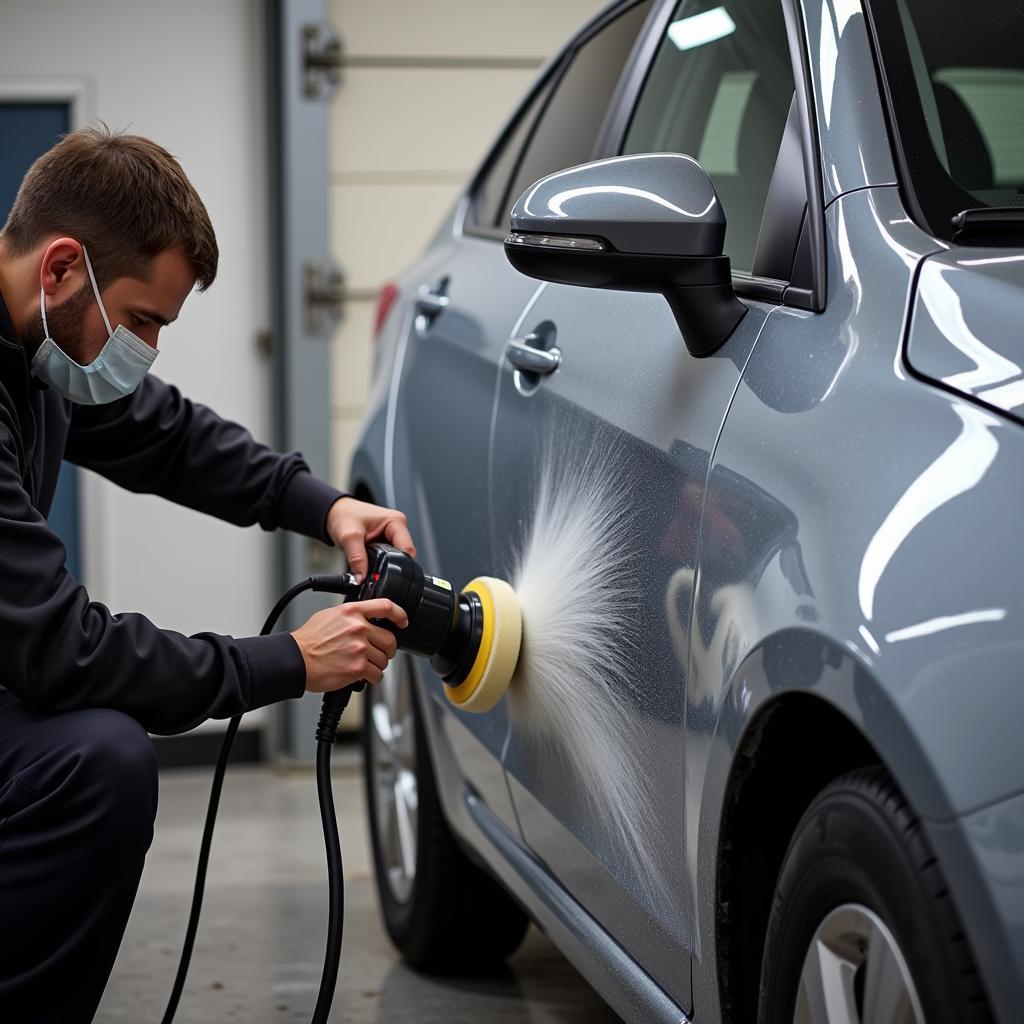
[504,440,664,901]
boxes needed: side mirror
[503,153,746,357]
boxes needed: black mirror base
[664,284,748,358]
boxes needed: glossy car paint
[493,283,770,1012]
[906,249,1024,423]
[510,151,725,255]
[798,0,897,201]
[349,1,1024,1021]
[690,184,1023,1021]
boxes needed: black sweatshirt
[0,294,346,734]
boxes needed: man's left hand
[326,497,417,582]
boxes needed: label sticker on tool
[428,576,452,591]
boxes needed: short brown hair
[1,125,218,291]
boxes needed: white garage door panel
[330,66,538,176]
[330,181,462,291]
[331,300,376,413]
[332,416,367,488]
[332,0,609,60]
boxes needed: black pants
[0,689,158,1023]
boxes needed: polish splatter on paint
[504,440,664,902]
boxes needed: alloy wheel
[794,903,926,1024]
[367,654,418,904]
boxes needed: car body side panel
[797,0,897,202]
[416,678,691,1024]
[490,280,772,1011]
[385,233,545,831]
[687,185,1024,1016]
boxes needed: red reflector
[372,573,380,582]
[373,282,400,343]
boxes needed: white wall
[0,1,273,730]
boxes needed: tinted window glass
[623,0,794,273]
[867,0,1024,241]
[471,78,554,231]
[500,1,653,228]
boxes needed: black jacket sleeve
[64,374,346,542]
[0,419,307,735]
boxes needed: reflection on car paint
[858,403,999,621]
[907,252,1024,421]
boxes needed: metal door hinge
[254,328,273,359]
[302,22,343,99]
[305,261,345,334]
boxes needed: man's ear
[40,237,85,297]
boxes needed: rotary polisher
[163,543,523,1024]
[356,542,522,713]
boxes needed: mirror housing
[504,153,747,357]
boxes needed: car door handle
[414,278,450,331]
[415,291,449,317]
[505,335,561,375]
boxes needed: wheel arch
[702,629,948,1022]
[713,689,878,1021]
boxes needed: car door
[391,0,655,827]
[489,0,806,1008]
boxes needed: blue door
[0,101,81,578]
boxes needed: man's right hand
[291,599,409,693]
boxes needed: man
[0,127,414,1022]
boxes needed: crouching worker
[0,127,415,1023]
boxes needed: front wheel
[758,767,992,1024]
[363,654,528,972]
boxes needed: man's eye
[131,315,149,329]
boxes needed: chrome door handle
[505,336,560,375]
[415,278,450,334]
[415,291,449,317]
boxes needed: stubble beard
[23,282,98,365]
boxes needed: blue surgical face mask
[31,245,158,405]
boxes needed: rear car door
[489,0,808,1008]
[390,0,655,828]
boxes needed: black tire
[362,656,529,973]
[758,766,992,1024]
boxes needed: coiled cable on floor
[162,575,359,1024]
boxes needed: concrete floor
[95,746,622,1023]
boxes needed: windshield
[866,0,1024,242]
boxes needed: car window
[931,68,1024,191]
[470,78,555,232]
[497,1,654,229]
[623,0,795,274]
[867,0,1024,241]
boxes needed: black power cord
[161,573,360,1024]
[312,686,357,1023]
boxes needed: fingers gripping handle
[314,577,369,744]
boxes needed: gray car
[348,1,1024,1021]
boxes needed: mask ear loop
[39,286,50,341]
[81,245,114,337]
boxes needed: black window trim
[462,0,656,244]
[592,0,675,161]
[780,0,827,312]
[858,0,980,247]
[602,0,826,312]
[460,53,565,243]
[462,0,827,317]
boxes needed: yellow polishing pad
[445,576,522,713]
